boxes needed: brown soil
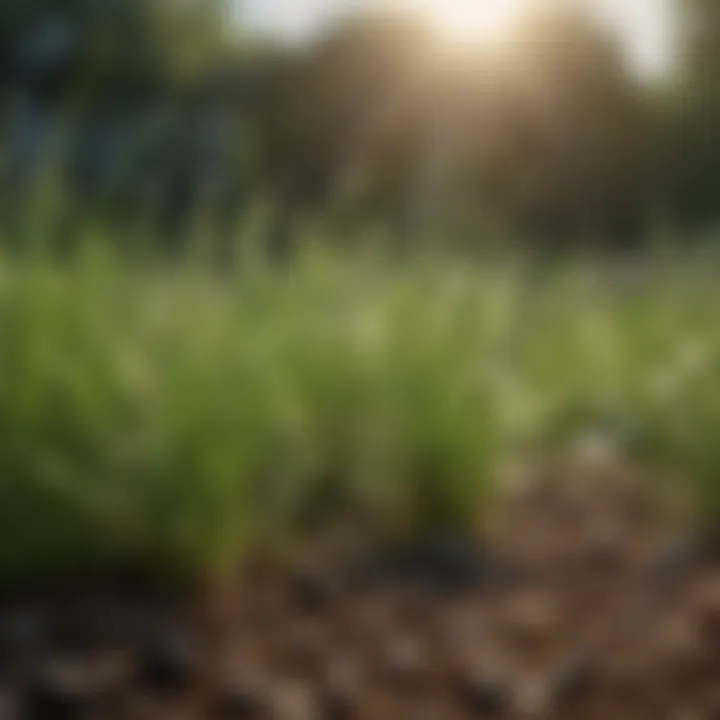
[1,462,719,720]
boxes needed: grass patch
[1,240,720,584]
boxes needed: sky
[238,0,676,78]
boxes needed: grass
[1,235,720,586]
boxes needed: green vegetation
[5,1,720,594]
[1,237,720,585]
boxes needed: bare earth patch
[0,466,717,720]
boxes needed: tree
[491,2,656,245]
[250,12,439,254]
[669,0,720,225]
[243,2,663,253]
[0,0,231,99]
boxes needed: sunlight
[390,0,673,76]
[404,0,537,44]
[240,0,675,78]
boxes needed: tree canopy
[0,0,719,251]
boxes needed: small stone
[137,630,200,692]
[605,652,651,703]
[484,554,529,592]
[504,593,559,651]
[289,565,335,616]
[350,600,395,645]
[456,671,510,717]
[216,674,271,718]
[654,616,706,682]
[271,682,316,720]
[379,637,426,689]
[319,662,361,720]
[514,675,552,718]
[283,624,327,676]
[551,656,598,708]
[585,525,624,570]
[648,535,700,600]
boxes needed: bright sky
[239,0,676,78]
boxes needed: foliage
[2,0,720,252]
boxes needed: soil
[1,459,719,719]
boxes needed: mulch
[1,455,719,719]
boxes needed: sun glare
[407,0,537,45]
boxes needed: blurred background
[1,0,718,257]
[7,12,720,714]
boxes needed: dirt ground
[2,458,720,719]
